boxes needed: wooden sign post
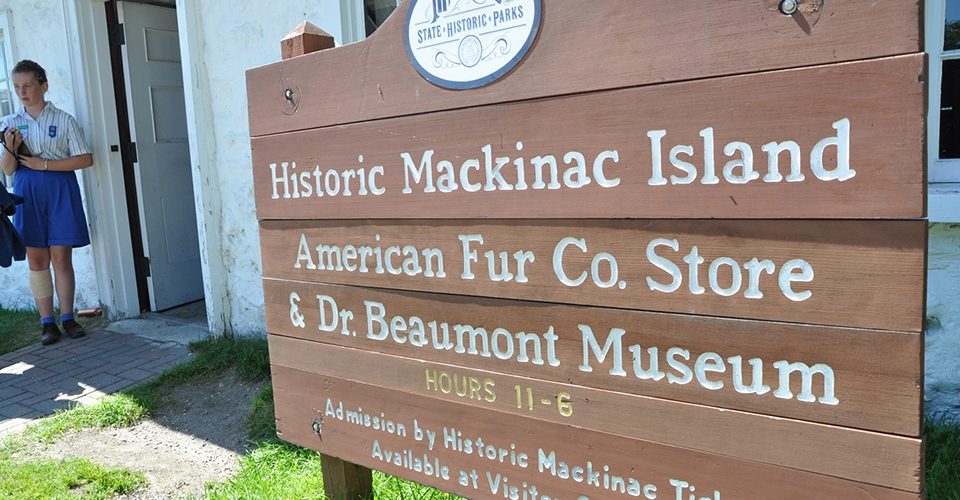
[248,2,926,498]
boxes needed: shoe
[40,323,62,345]
[62,319,86,339]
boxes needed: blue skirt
[13,166,90,248]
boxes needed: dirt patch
[33,372,265,499]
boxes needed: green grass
[247,384,277,444]
[204,440,326,499]
[371,473,462,500]
[0,306,107,355]
[0,426,144,500]
[124,336,270,413]
[0,306,40,354]
[21,393,148,444]
[0,336,271,499]
[925,417,960,499]
[0,455,146,499]
[9,336,269,445]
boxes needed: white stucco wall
[0,1,98,312]
[925,223,960,419]
[187,1,350,335]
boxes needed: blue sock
[60,312,74,323]
[40,316,55,326]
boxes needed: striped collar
[14,101,57,120]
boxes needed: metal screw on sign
[281,84,301,116]
[312,418,323,440]
[779,0,799,15]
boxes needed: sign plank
[264,280,922,436]
[246,1,921,136]
[251,54,925,220]
[250,1,927,495]
[269,334,921,490]
[272,366,920,498]
[259,219,926,332]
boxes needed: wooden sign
[272,367,919,498]
[264,280,922,436]
[269,336,921,490]
[251,54,925,220]
[259,219,926,332]
[247,1,921,136]
[247,1,926,498]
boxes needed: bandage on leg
[29,269,54,299]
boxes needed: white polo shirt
[1,102,90,161]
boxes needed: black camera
[2,127,32,157]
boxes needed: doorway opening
[104,0,205,315]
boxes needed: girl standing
[1,60,93,345]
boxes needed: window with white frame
[0,11,14,191]
[929,0,960,183]
[365,0,399,36]
[0,42,12,118]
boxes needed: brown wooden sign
[264,280,922,436]
[251,54,925,220]
[246,1,921,136]
[269,334,922,490]
[273,366,919,498]
[260,219,925,332]
[247,1,926,497]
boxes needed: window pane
[0,42,10,118]
[941,59,960,159]
[0,78,10,117]
[948,0,960,51]
[0,40,7,76]
[365,0,398,36]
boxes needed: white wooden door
[120,1,203,311]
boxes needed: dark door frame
[105,0,150,313]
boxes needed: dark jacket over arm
[0,182,25,267]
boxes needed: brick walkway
[0,325,195,437]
